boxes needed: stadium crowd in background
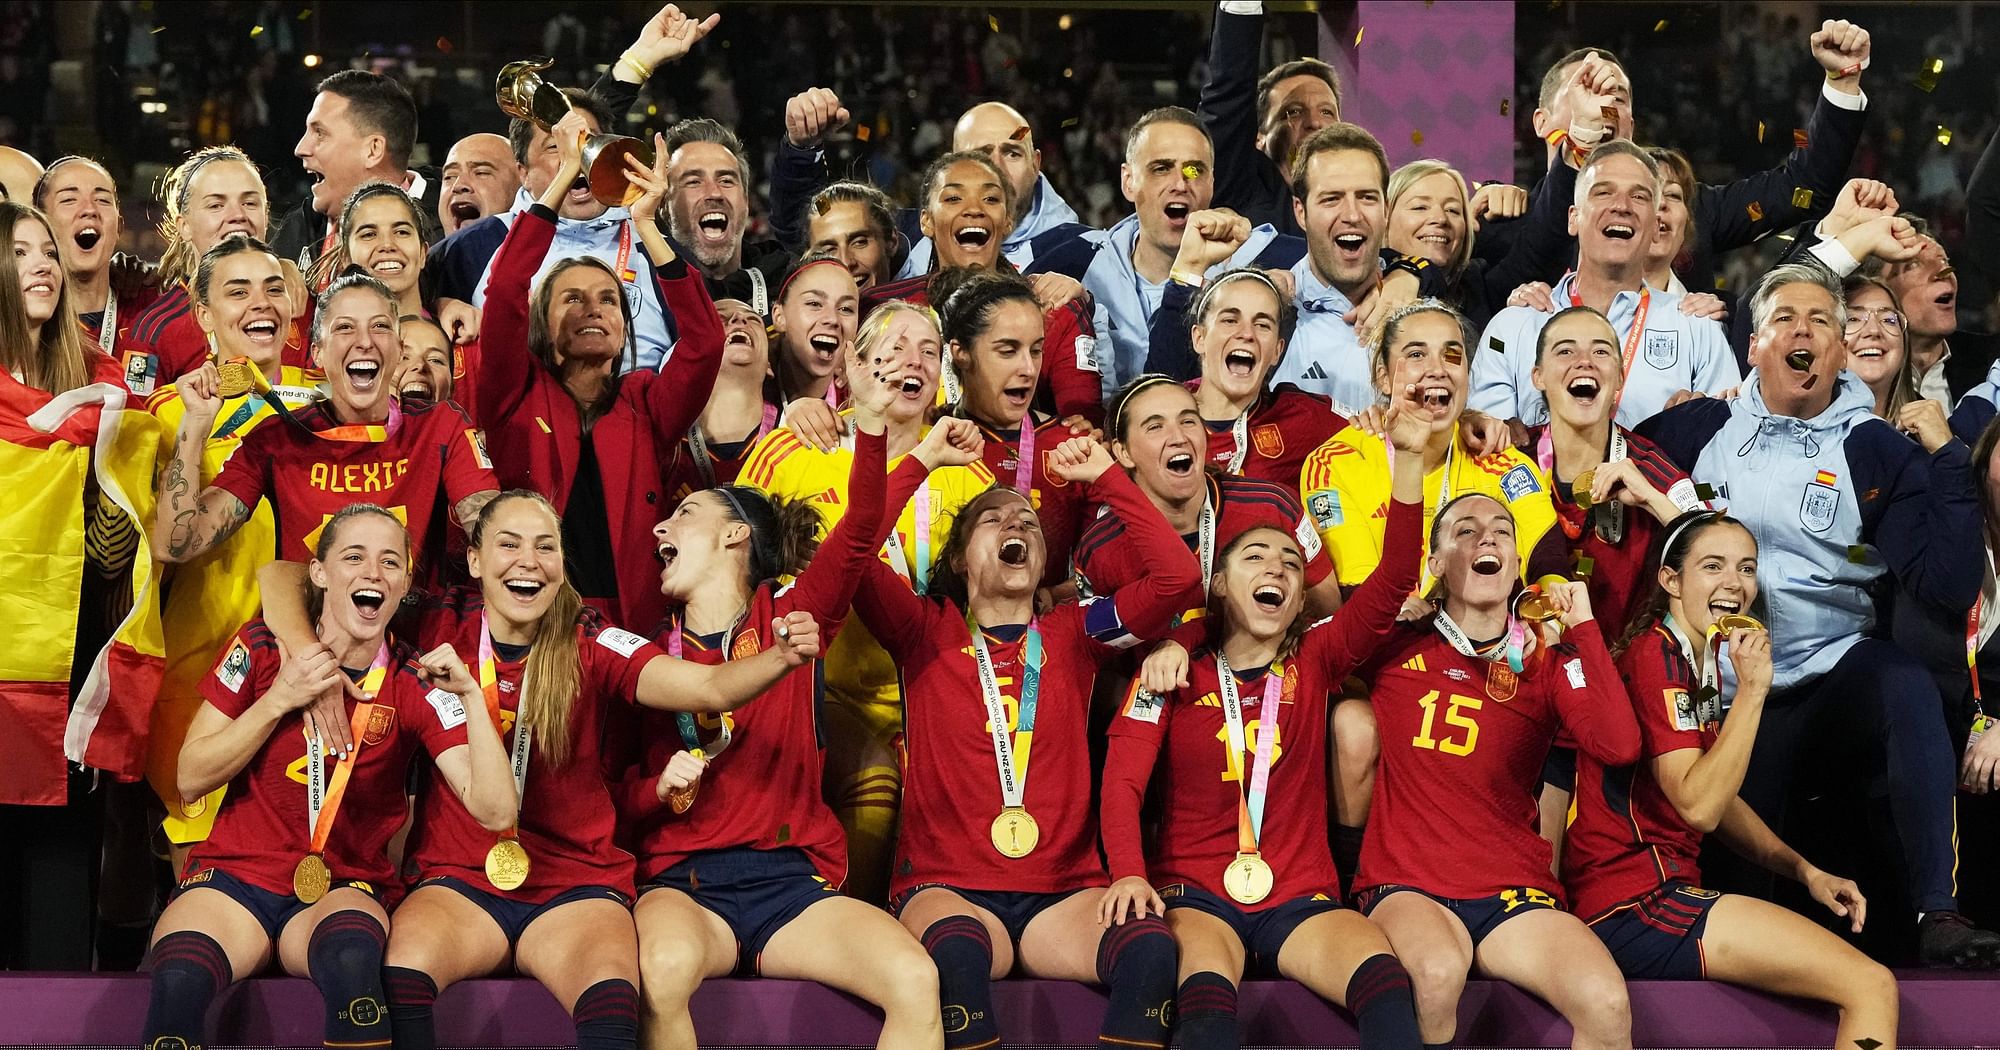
[5,3,2000,1050]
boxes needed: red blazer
[475,205,721,634]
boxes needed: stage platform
[6,972,1988,1048]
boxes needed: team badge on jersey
[1799,481,1838,534]
[1486,662,1518,702]
[731,630,762,661]
[216,640,251,693]
[1644,331,1678,369]
[1253,424,1283,459]
[1123,684,1163,725]
[362,704,397,745]
[1499,465,1542,502]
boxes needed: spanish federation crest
[1799,482,1838,534]
[1644,330,1678,369]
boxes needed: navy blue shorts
[1358,884,1560,946]
[418,875,628,945]
[1587,882,1720,979]
[642,847,839,974]
[890,884,1085,944]
[1160,883,1341,976]
[173,865,378,940]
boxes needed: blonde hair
[156,147,265,286]
[0,202,90,395]
[470,490,588,768]
[1386,159,1474,280]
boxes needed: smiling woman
[309,184,434,318]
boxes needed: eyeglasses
[1843,308,1902,333]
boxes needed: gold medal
[293,853,332,904]
[215,357,257,398]
[1515,575,1570,624]
[1222,852,1274,904]
[1714,613,1764,633]
[1571,469,1596,508]
[989,806,1040,858]
[485,838,531,890]
[664,745,710,814]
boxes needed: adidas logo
[1301,362,1329,380]
[817,486,843,505]
[1402,654,1427,672]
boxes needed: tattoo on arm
[456,490,498,535]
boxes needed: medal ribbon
[614,221,635,283]
[1565,278,1650,420]
[1217,652,1289,854]
[688,402,780,489]
[1970,598,1988,712]
[1226,411,1250,476]
[1662,614,1724,709]
[479,612,534,841]
[972,619,1042,811]
[313,397,405,443]
[665,614,738,751]
[99,290,118,354]
[1537,426,1627,543]
[1197,488,1217,592]
[882,482,933,593]
[1011,419,1037,496]
[304,643,392,859]
[1434,607,1526,674]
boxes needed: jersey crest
[1799,482,1838,534]
[1643,330,1678,369]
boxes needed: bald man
[768,89,1094,280]
[0,145,44,203]
[437,133,520,235]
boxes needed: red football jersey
[858,466,1200,899]
[186,619,430,898]
[1074,472,1332,618]
[1102,496,1423,908]
[1199,384,1348,487]
[1564,621,1716,918]
[1355,618,1640,900]
[971,412,1090,588]
[865,275,1104,425]
[129,282,315,386]
[624,437,909,884]
[1521,425,1696,632]
[662,406,782,509]
[211,397,497,563]
[408,592,666,902]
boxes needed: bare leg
[1699,894,1899,1050]
[765,896,944,1050]
[1365,891,1474,1046]
[1473,909,1631,1050]
[633,888,736,1050]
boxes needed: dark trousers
[0,768,106,970]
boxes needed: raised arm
[153,364,252,564]
[473,139,575,425]
[1858,422,1983,615]
[1547,609,1642,767]
[632,612,825,714]
[619,145,724,437]
[1063,439,1202,650]
[1650,625,1772,833]
[1302,392,1428,677]
[779,378,896,622]
[770,87,849,251]
[1197,1,1289,231]
[178,637,336,800]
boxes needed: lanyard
[986,418,1038,496]
[1434,608,1526,674]
[1567,279,1651,418]
[1196,489,1217,593]
[478,613,534,839]
[1538,426,1627,543]
[972,619,1042,810]
[689,402,779,489]
[614,222,636,283]
[744,264,766,317]
[664,615,739,750]
[1384,429,1456,510]
[1225,411,1250,475]
[314,397,405,443]
[98,291,118,354]
[883,482,933,593]
[1217,652,1287,853]
[304,643,391,857]
[1970,600,1988,712]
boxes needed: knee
[637,932,707,1003]
[1402,950,1469,1009]
[875,938,941,1013]
[1334,705,1380,770]
[1843,960,1900,1013]
[1569,970,1631,1038]
[1098,917,1178,987]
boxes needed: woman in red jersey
[769,255,861,409]
[1565,511,1896,1049]
[141,505,513,1050]
[628,351,976,1050]
[474,111,723,635]
[378,490,827,1050]
[856,433,1198,1050]
[937,269,1091,591]
[1185,268,1348,485]
[1101,388,1434,1050]
[1350,491,1641,1049]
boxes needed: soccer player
[308,184,442,326]
[1639,263,2000,966]
[1352,493,1641,1048]
[146,236,322,851]
[1077,374,1339,619]
[378,490,828,1050]
[141,506,514,1050]
[865,150,1103,426]
[768,256,861,409]
[630,371,961,1050]
[805,182,903,293]
[939,270,1091,590]
[394,316,456,407]
[1101,386,1437,1050]
[662,297,776,507]
[32,155,157,371]
[1566,510,1899,1050]
[130,147,312,388]
[737,300,997,904]
[1181,267,1346,485]
[1472,141,1739,428]
[863,434,1193,1050]
[152,272,499,575]
[473,116,721,636]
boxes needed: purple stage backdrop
[1324,0,1518,184]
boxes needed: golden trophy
[496,57,652,207]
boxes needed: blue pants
[1708,638,1958,914]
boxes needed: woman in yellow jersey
[146,235,321,857]
[737,300,994,905]
[1299,299,1562,593]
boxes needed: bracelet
[618,51,653,82]
[1385,256,1429,280]
[1168,268,1206,288]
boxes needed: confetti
[1600,105,1618,123]
[435,36,453,54]
[855,124,871,142]
[1411,130,1424,146]
[1802,373,1819,390]
[250,24,264,37]
[1793,128,1809,149]
[1574,554,1595,578]
[1746,201,1764,221]
[1847,545,1870,565]
[1060,117,1079,129]
[1757,121,1766,143]
[1654,19,1668,31]
[1355,26,1365,46]
[1500,98,1511,116]
[988,15,1001,33]
[1181,163,1201,181]
[1916,57,1944,92]
[1938,125,1954,146]
[1791,187,1813,209]
[1695,483,1716,502]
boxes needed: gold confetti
[1847,545,1870,565]
[1793,128,1809,149]
[1791,187,1813,208]
[1916,57,1944,92]
[1694,483,1715,502]
[1756,121,1766,143]
[1060,117,1079,129]
[988,14,1001,32]
[1574,555,1596,577]
[1654,18,1668,31]
[1411,130,1424,146]
[1938,125,1954,146]
[1355,26,1365,46]
[1181,163,1201,180]
[855,124,871,142]
[249,24,264,37]
[1500,98,1511,116]
[1747,201,1764,222]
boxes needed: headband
[1658,510,1726,570]
[1109,373,1187,437]
[777,257,851,305]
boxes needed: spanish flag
[1813,469,1839,487]
[0,370,165,805]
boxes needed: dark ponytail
[1611,509,1748,657]
[712,486,823,586]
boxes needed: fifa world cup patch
[1499,465,1542,501]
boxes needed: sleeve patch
[1294,513,1324,558]
[1499,464,1542,501]
[1308,490,1343,529]
[1563,656,1586,689]
[595,627,649,658]
[426,687,468,730]
[215,640,251,693]
[468,428,493,469]
[1666,477,1705,511]
[1072,335,1100,374]
[1667,688,1700,732]
[1122,684,1164,725]
[1082,595,1140,650]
